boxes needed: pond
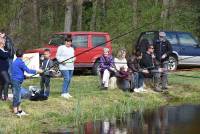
[47,104,200,134]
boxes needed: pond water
[47,104,200,134]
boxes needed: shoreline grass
[0,71,200,133]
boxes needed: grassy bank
[0,71,200,133]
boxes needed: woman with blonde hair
[114,48,130,90]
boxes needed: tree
[132,0,137,28]
[76,0,83,31]
[90,0,98,31]
[161,0,170,28]
[32,0,40,43]
[64,0,74,32]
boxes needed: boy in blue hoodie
[11,49,43,117]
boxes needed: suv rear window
[92,36,106,47]
[178,33,198,46]
[72,35,88,48]
[166,33,178,45]
[139,32,156,44]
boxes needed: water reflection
[49,104,200,134]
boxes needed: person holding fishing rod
[140,42,164,92]
[56,35,76,99]
[154,32,172,90]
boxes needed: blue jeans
[61,70,73,94]
[12,80,22,107]
[132,72,144,89]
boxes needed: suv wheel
[92,60,100,75]
[168,56,178,71]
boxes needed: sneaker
[66,93,72,98]
[15,112,21,118]
[138,87,147,92]
[154,87,162,92]
[134,88,141,93]
[61,93,70,99]
[162,87,168,90]
[19,111,29,116]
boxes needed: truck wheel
[92,60,100,75]
[168,56,178,71]
[52,60,62,77]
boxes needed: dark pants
[150,70,161,89]
[160,61,168,88]
[40,76,51,97]
[0,70,10,99]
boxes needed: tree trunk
[32,0,40,44]
[132,0,137,28]
[161,0,170,28]
[90,0,98,31]
[169,0,176,30]
[76,0,83,31]
[64,0,73,32]
[102,0,106,17]
[52,1,59,30]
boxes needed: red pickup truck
[26,32,112,75]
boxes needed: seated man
[99,48,115,90]
[140,43,164,92]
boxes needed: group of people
[99,31,172,92]
[0,29,76,117]
[0,30,171,117]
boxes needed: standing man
[0,29,15,77]
[56,35,75,99]
[154,32,172,90]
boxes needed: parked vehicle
[26,32,112,75]
[135,31,200,71]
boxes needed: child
[40,49,53,98]
[11,49,43,117]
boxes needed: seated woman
[114,48,130,91]
[99,48,115,90]
[128,51,148,92]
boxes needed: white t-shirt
[114,58,128,71]
[56,45,75,70]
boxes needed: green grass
[0,71,200,133]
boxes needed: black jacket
[0,49,10,71]
[127,55,142,72]
[140,52,158,70]
[154,40,172,63]
[4,35,15,59]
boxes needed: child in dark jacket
[40,49,54,97]
[11,49,43,117]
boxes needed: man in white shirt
[56,36,75,99]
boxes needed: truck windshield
[48,34,65,46]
